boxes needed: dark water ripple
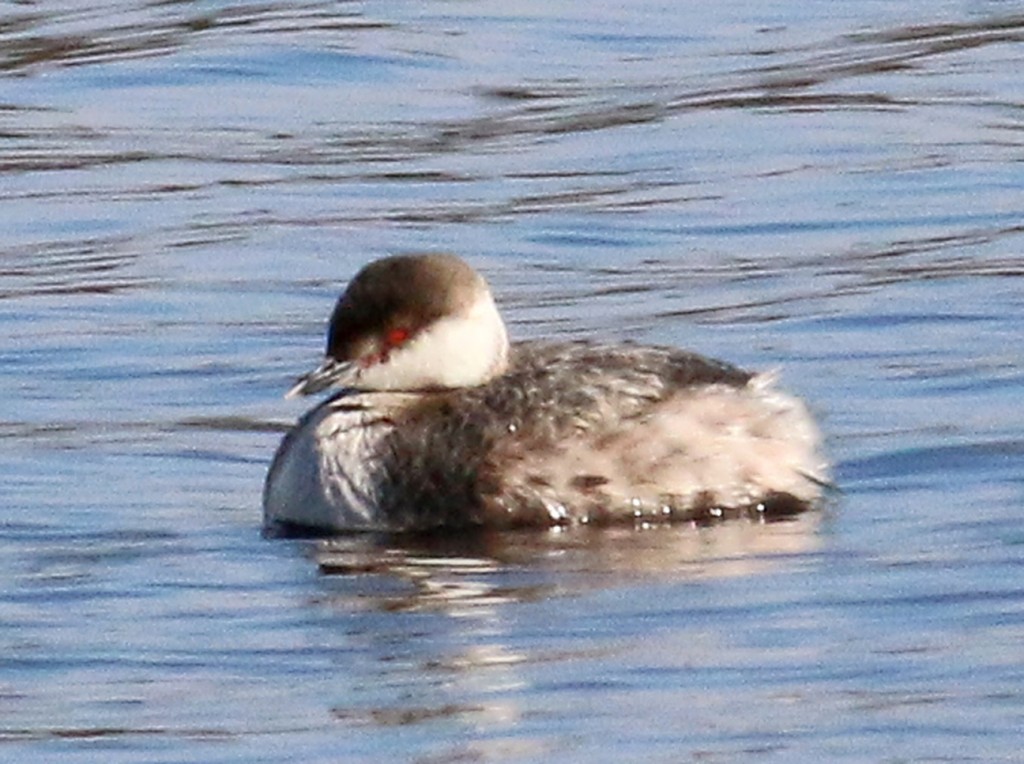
[0,2,371,74]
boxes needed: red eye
[386,327,410,347]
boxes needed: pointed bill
[285,358,358,398]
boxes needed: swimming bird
[264,253,827,533]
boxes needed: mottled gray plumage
[290,341,807,532]
[264,254,828,535]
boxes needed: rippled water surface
[3,1,1024,761]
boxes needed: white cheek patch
[354,293,508,391]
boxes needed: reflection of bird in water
[264,253,828,533]
[314,511,823,596]
[315,512,823,755]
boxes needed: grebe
[263,253,827,534]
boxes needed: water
[2,1,1023,761]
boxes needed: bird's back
[372,341,825,530]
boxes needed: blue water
[2,1,1024,761]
